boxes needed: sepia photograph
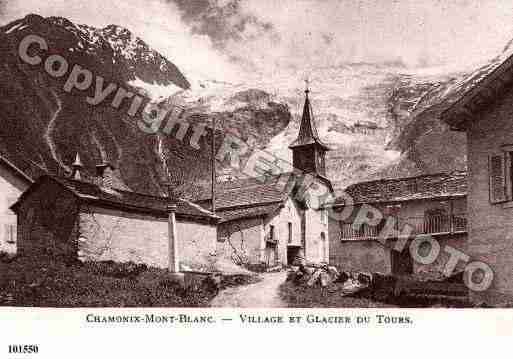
[1,1,513,353]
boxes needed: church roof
[289,89,330,150]
[187,172,333,223]
[12,175,220,223]
[214,202,283,223]
[193,174,290,223]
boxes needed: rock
[286,269,299,282]
[334,271,350,283]
[341,278,363,294]
[327,266,340,278]
[357,272,373,286]
[299,265,315,275]
[293,257,306,267]
[202,273,222,292]
[307,269,322,287]
[320,271,332,287]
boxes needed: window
[269,225,275,241]
[288,222,292,243]
[387,181,401,195]
[320,232,327,262]
[489,154,506,203]
[320,209,327,224]
[508,151,513,201]
[406,180,418,194]
[3,224,16,244]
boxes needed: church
[5,87,334,272]
[194,88,334,268]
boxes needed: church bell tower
[289,87,330,177]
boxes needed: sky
[2,0,513,83]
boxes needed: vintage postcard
[0,0,513,357]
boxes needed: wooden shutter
[489,154,506,203]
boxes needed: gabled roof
[334,171,467,205]
[215,202,283,223]
[185,171,333,223]
[0,151,43,184]
[289,89,330,150]
[441,52,513,130]
[12,175,220,223]
[195,174,290,208]
[194,174,290,223]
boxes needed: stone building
[11,161,219,271]
[192,89,333,268]
[441,54,513,304]
[329,171,468,276]
[0,153,35,254]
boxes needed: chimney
[71,153,84,180]
[96,161,115,188]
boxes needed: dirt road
[210,271,288,307]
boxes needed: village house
[11,156,220,271]
[328,171,468,276]
[441,54,513,304]
[192,89,333,268]
[0,152,43,254]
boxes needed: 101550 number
[8,345,38,354]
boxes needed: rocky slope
[0,14,291,196]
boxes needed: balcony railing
[340,214,467,240]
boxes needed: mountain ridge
[0,14,291,196]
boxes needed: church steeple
[289,86,330,177]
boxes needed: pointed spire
[72,153,83,168]
[71,153,84,180]
[289,86,329,150]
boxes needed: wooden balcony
[340,214,467,240]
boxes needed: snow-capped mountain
[0,14,291,195]
[1,13,512,195]
[378,38,513,182]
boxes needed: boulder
[357,272,373,286]
[327,266,340,278]
[307,269,322,287]
[319,271,332,287]
[299,264,315,275]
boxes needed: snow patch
[128,77,183,101]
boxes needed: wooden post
[211,117,216,214]
[167,204,179,273]
[449,199,454,234]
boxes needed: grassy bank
[0,254,257,307]
[279,272,474,308]
[279,281,395,308]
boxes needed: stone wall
[328,198,468,276]
[412,233,468,276]
[329,239,392,274]
[16,179,80,259]
[78,205,217,270]
[467,88,513,303]
[217,217,264,266]
[265,198,301,265]
[303,205,329,263]
[0,162,31,253]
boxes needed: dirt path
[210,271,288,308]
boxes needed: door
[320,232,327,262]
[391,248,413,276]
[265,242,278,267]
